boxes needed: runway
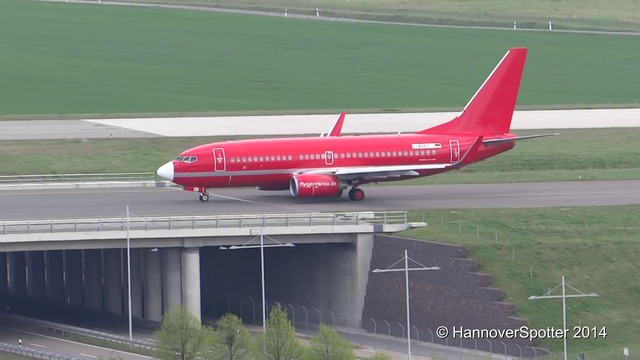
[1,180,639,220]
[2,108,639,140]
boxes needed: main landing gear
[198,192,209,202]
[348,187,365,201]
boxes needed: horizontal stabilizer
[483,133,559,145]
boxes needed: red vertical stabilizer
[418,47,528,135]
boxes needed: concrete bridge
[0,211,423,325]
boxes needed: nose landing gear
[198,190,209,202]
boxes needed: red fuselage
[159,133,514,191]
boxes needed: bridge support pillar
[123,248,144,319]
[45,250,65,304]
[143,249,162,322]
[26,251,46,301]
[181,247,201,322]
[83,249,103,311]
[64,250,84,307]
[350,234,375,326]
[162,248,182,314]
[104,249,123,315]
[0,253,8,299]
[8,252,27,299]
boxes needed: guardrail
[0,211,408,235]
[0,313,155,353]
[0,342,81,360]
[0,172,156,184]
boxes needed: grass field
[0,0,639,117]
[401,205,640,359]
[1,128,639,184]
[0,354,34,360]
[125,0,640,33]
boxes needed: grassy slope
[121,0,640,32]
[0,0,639,117]
[401,206,640,359]
[2,128,639,182]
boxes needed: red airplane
[157,47,556,202]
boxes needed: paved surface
[1,180,639,221]
[39,0,640,37]
[0,325,151,360]
[0,120,157,140]
[1,109,638,140]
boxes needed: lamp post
[528,275,598,360]
[125,205,133,341]
[220,228,295,338]
[372,249,440,360]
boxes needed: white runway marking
[209,193,256,203]
[29,343,47,348]
[79,354,98,359]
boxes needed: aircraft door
[449,140,460,163]
[324,151,334,165]
[213,148,226,171]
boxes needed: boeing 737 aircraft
[157,47,556,202]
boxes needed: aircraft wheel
[348,188,365,201]
[199,193,209,202]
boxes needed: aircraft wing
[301,163,451,181]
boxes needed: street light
[528,275,599,360]
[125,205,133,341]
[220,228,295,337]
[371,249,440,360]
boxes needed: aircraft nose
[156,161,174,181]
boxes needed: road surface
[1,180,639,220]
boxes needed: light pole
[220,228,294,336]
[125,205,133,341]
[372,249,440,360]
[528,275,598,360]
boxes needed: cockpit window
[175,156,197,163]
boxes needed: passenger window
[259,156,264,161]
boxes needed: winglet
[324,112,346,137]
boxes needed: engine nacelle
[289,174,342,197]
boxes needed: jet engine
[289,174,342,197]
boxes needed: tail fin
[418,47,528,135]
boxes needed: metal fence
[213,295,554,359]
[0,342,80,360]
[0,172,156,184]
[0,313,154,352]
[0,211,407,235]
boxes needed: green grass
[0,0,639,117]
[400,205,640,359]
[0,354,34,360]
[1,128,639,184]
[124,0,640,33]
